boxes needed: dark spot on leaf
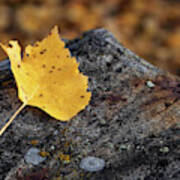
[17,64,21,68]
[40,49,47,55]
[42,106,45,109]
[52,66,55,69]
[66,55,70,58]
[26,53,29,57]
[42,64,46,68]
[80,95,84,98]
[58,68,61,71]
[39,94,43,97]
[8,43,13,48]
[49,70,53,73]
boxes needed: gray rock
[0,28,179,180]
[80,156,105,172]
[24,147,46,165]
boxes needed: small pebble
[146,81,155,88]
[24,147,46,165]
[159,146,169,153]
[50,145,55,150]
[119,144,131,150]
[80,156,105,172]
[99,119,106,125]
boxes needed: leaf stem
[0,102,27,136]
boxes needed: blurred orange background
[0,0,180,75]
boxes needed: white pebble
[80,156,105,172]
[146,81,155,88]
[24,147,46,165]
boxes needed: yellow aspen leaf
[0,26,91,135]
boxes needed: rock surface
[0,29,179,180]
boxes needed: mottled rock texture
[0,29,179,180]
